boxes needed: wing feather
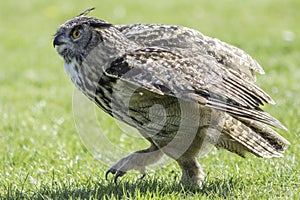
[116,24,264,82]
[105,47,286,130]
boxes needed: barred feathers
[217,113,289,158]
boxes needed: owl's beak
[53,33,65,47]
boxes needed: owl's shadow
[38,176,241,199]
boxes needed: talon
[139,173,146,180]
[114,170,126,184]
[105,168,116,180]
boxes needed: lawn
[0,0,299,199]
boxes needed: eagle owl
[53,8,289,187]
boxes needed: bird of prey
[53,8,289,187]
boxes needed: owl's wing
[116,24,263,82]
[105,47,286,130]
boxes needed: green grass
[0,0,299,199]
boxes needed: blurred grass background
[0,0,299,199]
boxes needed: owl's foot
[105,145,163,183]
[177,158,204,188]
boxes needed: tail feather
[236,117,290,152]
[218,114,289,158]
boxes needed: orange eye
[71,29,81,39]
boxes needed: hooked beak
[53,33,65,47]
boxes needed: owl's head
[53,8,114,63]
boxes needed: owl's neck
[100,27,140,57]
[80,27,140,76]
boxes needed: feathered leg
[177,157,204,187]
[106,144,163,183]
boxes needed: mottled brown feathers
[54,10,289,187]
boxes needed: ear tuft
[77,8,96,17]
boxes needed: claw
[105,168,126,184]
[114,170,126,184]
[104,146,160,184]
[105,168,116,180]
[139,173,146,180]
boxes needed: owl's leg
[176,157,204,187]
[105,144,163,183]
[174,131,206,188]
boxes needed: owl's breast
[64,60,82,86]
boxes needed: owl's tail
[217,114,289,158]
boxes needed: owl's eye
[71,28,81,39]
